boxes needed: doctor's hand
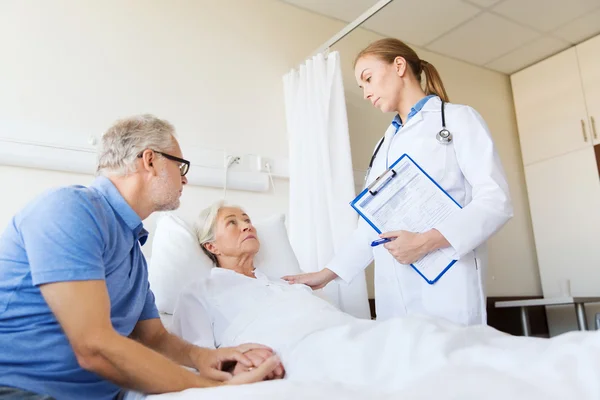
[190,343,274,381]
[231,348,285,380]
[282,268,338,290]
[380,229,450,265]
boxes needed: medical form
[351,154,461,284]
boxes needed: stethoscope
[365,100,452,185]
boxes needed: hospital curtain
[283,51,370,319]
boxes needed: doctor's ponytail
[420,60,449,103]
[354,38,450,103]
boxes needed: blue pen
[370,238,392,247]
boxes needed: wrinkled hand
[190,343,274,381]
[232,348,285,380]
[282,268,337,290]
[226,355,282,385]
[381,230,430,265]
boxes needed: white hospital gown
[171,268,353,353]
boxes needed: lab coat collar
[392,95,439,133]
[398,96,443,131]
[392,95,435,129]
[401,108,424,130]
[420,96,443,113]
[383,121,397,137]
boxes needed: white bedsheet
[135,332,599,400]
[139,366,593,400]
[128,318,600,400]
[128,269,600,399]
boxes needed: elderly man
[0,115,281,400]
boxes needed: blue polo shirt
[0,176,159,400]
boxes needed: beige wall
[332,27,541,298]
[0,0,540,298]
[0,0,341,257]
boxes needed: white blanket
[141,362,596,400]
[134,269,600,399]
[139,325,600,400]
[236,313,600,396]
[137,314,600,399]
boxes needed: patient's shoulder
[184,276,209,290]
[177,278,210,302]
[181,274,228,298]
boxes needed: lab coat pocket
[422,254,482,325]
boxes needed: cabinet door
[524,146,600,297]
[577,34,600,145]
[511,48,590,166]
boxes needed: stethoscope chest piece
[436,128,452,144]
[436,100,453,144]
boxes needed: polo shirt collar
[91,176,147,245]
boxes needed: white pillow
[148,212,302,314]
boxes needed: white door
[511,48,591,166]
[524,146,600,297]
[577,34,600,145]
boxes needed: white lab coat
[327,96,513,326]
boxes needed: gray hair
[194,200,226,267]
[96,114,176,176]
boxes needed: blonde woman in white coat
[284,38,513,326]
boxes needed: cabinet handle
[592,116,598,140]
[581,119,588,142]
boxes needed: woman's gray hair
[96,114,176,176]
[194,200,226,267]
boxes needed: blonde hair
[96,114,176,176]
[354,38,449,102]
[194,201,225,266]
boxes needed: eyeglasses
[138,150,190,176]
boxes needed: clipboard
[350,153,462,285]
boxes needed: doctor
[284,38,513,326]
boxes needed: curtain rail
[311,0,394,56]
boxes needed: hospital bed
[127,214,600,400]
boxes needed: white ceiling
[280,0,600,74]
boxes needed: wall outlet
[223,154,272,173]
[224,155,240,168]
[256,156,273,173]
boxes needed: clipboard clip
[367,168,397,196]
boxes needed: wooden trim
[594,144,600,177]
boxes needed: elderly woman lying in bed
[171,202,600,394]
